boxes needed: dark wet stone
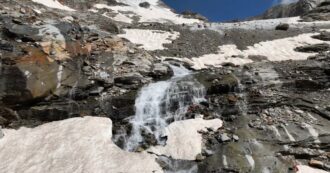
[148,63,173,80]
[295,43,330,53]
[208,74,239,95]
[0,107,19,127]
[139,2,150,8]
[312,32,330,41]
[275,23,290,31]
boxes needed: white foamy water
[123,65,206,151]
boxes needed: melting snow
[31,0,75,11]
[93,1,201,24]
[0,117,162,173]
[167,32,330,70]
[118,29,180,51]
[148,118,223,160]
[195,17,330,31]
[297,165,329,173]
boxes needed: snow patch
[118,29,180,51]
[297,165,329,173]
[93,1,200,24]
[148,118,223,160]
[31,0,75,11]
[0,117,162,173]
[167,32,330,70]
[196,17,330,31]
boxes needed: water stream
[116,65,206,152]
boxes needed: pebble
[219,133,231,142]
[233,135,239,141]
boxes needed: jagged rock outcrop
[255,0,325,19]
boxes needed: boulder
[114,73,144,86]
[295,43,330,53]
[207,74,239,95]
[149,63,173,79]
[139,2,151,8]
[275,23,290,31]
[312,32,330,41]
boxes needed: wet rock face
[207,74,240,95]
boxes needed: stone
[149,63,173,79]
[227,95,238,103]
[195,153,205,161]
[89,86,104,96]
[233,135,239,141]
[218,133,231,142]
[0,107,19,127]
[114,73,144,85]
[208,74,239,95]
[275,23,290,31]
[0,41,14,52]
[3,19,42,42]
[295,43,330,53]
[139,2,151,8]
[202,149,214,157]
[312,32,330,41]
[309,159,324,169]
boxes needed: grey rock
[275,23,290,31]
[139,2,151,8]
[312,32,330,41]
[114,73,144,85]
[149,63,173,79]
[295,43,330,53]
[219,133,231,142]
[233,135,240,141]
[89,86,104,95]
[3,18,42,42]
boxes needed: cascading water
[118,65,206,152]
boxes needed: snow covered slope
[0,117,162,173]
[91,1,201,24]
[32,0,75,11]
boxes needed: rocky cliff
[0,0,330,173]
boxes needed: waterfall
[122,65,206,151]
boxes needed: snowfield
[0,117,162,173]
[297,165,329,173]
[31,0,75,11]
[165,32,330,70]
[118,29,180,51]
[0,116,223,172]
[92,0,201,24]
[148,118,223,160]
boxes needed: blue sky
[163,0,291,21]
